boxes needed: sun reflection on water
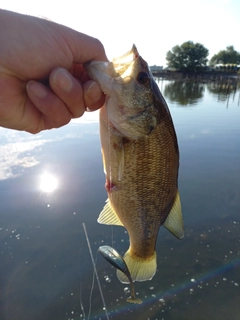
[39,172,58,193]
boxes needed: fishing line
[78,224,86,319]
[79,287,86,320]
[82,223,110,320]
[87,259,96,320]
[111,226,114,248]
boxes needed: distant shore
[151,71,240,81]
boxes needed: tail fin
[116,249,157,283]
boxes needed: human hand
[0,9,108,133]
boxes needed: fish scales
[86,45,184,283]
[100,106,178,257]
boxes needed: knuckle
[93,38,107,60]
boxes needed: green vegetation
[166,41,209,72]
[209,46,240,66]
[166,43,240,73]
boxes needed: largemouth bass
[85,45,184,283]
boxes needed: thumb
[50,22,109,63]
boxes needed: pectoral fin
[163,191,184,239]
[102,136,124,180]
[98,199,124,226]
[101,148,107,174]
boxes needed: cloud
[0,138,46,180]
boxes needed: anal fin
[163,191,184,239]
[98,199,123,226]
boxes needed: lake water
[0,79,240,320]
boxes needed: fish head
[85,45,164,140]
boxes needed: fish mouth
[87,45,159,139]
[113,45,138,65]
[112,45,139,78]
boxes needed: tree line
[166,41,240,72]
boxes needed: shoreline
[152,71,240,82]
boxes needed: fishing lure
[99,245,142,304]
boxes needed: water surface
[0,79,239,320]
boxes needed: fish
[85,45,184,284]
[98,245,142,304]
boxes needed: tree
[209,46,240,66]
[166,41,209,72]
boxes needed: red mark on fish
[105,179,117,192]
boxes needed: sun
[40,172,58,193]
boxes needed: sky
[2,0,240,66]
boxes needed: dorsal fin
[163,191,184,239]
[98,199,124,226]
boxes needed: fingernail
[86,81,101,103]
[27,81,48,99]
[53,69,73,92]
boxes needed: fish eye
[137,72,150,86]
